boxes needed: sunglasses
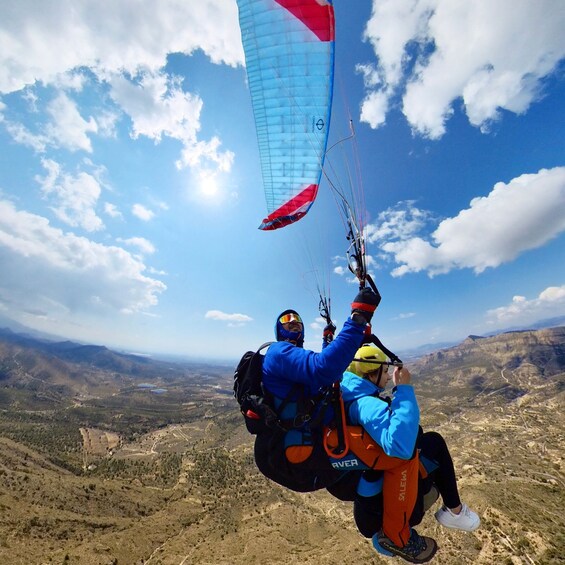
[279,313,303,324]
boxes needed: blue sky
[0,0,564,362]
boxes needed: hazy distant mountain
[397,340,459,359]
[2,312,565,364]
[0,313,66,342]
[0,327,149,370]
[397,315,565,359]
[484,315,565,334]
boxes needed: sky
[0,0,564,362]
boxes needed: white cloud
[376,167,565,276]
[108,70,234,172]
[0,199,166,321]
[2,92,99,153]
[104,203,123,219]
[176,133,235,172]
[332,257,369,285]
[96,110,120,138]
[0,0,243,95]
[22,90,39,112]
[45,92,97,152]
[310,316,326,331]
[486,285,565,326]
[147,266,167,276]
[2,120,49,152]
[361,0,565,137]
[132,204,155,221]
[108,72,201,143]
[118,237,156,255]
[51,71,89,92]
[0,2,241,178]
[366,201,433,244]
[393,312,416,320]
[359,90,390,130]
[205,310,253,324]
[152,200,169,212]
[35,158,104,232]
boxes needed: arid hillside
[0,327,562,564]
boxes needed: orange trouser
[325,425,419,547]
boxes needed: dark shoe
[373,529,438,563]
[372,534,394,557]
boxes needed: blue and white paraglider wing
[237,0,335,230]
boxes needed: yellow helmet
[348,344,388,377]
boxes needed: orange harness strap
[324,425,419,547]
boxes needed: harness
[323,391,391,469]
[270,383,334,431]
[267,382,338,465]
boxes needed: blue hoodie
[340,371,420,460]
[263,317,365,403]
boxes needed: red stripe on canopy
[275,0,335,41]
[259,184,319,230]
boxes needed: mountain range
[2,310,565,362]
[0,324,562,564]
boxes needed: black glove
[323,322,336,344]
[351,288,380,324]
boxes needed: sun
[199,173,219,197]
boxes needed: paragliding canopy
[237,0,335,230]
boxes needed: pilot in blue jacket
[254,288,379,493]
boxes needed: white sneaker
[434,503,480,532]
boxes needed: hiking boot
[422,484,439,512]
[372,534,394,558]
[434,503,480,532]
[373,529,438,563]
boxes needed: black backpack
[233,342,337,436]
[233,342,279,435]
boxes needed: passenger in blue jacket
[341,344,437,563]
[344,344,480,564]
[253,288,379,495]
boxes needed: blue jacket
[263,317,365,410]
[340,371,420,460]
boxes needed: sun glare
[199,174,219,197]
